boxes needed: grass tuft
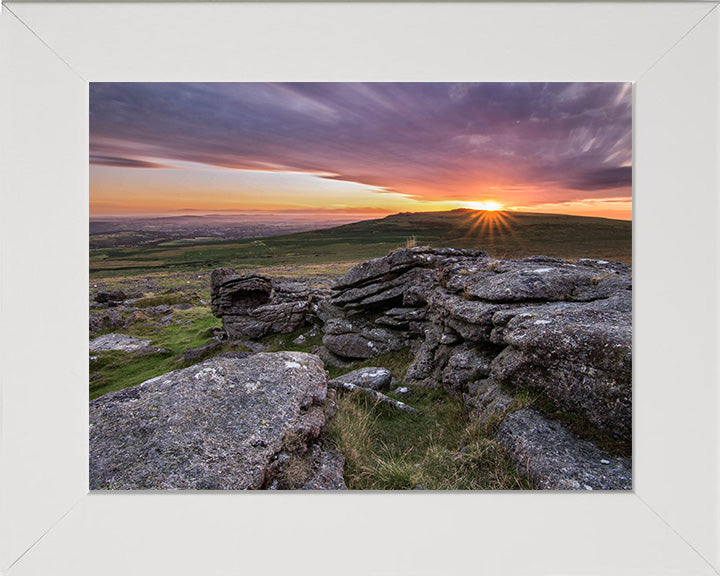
[327,384,533,490]
[277,455,312,488]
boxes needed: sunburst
[461,206,523,252]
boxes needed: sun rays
[461,208,523,251]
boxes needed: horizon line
[89,206,632,222]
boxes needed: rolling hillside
[90,209,632,278]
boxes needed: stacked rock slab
[322,248,488,361]
[210,269,313,339]
[90,352,345,490]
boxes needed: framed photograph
[1,2,718,574]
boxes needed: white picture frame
[1,2,718,574]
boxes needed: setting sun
[464,201,504,211]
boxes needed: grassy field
[90,209,632,278]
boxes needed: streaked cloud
[90,82,632,219]
[90,155,172,169]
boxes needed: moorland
[89,209,631,490]
[90,209,631,277]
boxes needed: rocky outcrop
[399,254,632,441]
[210,270,313,339]
[321,248,488,363]
[331,247,484,308]
[208,248,632,490]
[90,352,345,490]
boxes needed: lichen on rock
[90,352,345,490]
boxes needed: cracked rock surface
[90,352,345,490]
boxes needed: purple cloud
[90,82,632,204]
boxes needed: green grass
[328,387,534,490]
[90,310,332,400]
[90,350,173,399]
[89,306,226,399]
[322,347,534,490]
[90,209,631,279]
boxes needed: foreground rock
[496,409,632,490]
[90,352,346,490]
[89,333,152,352]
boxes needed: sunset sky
[90,82,632,220]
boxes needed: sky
[89,82,632,220]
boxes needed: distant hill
[301,209,631,261]
[90,209,631,278]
